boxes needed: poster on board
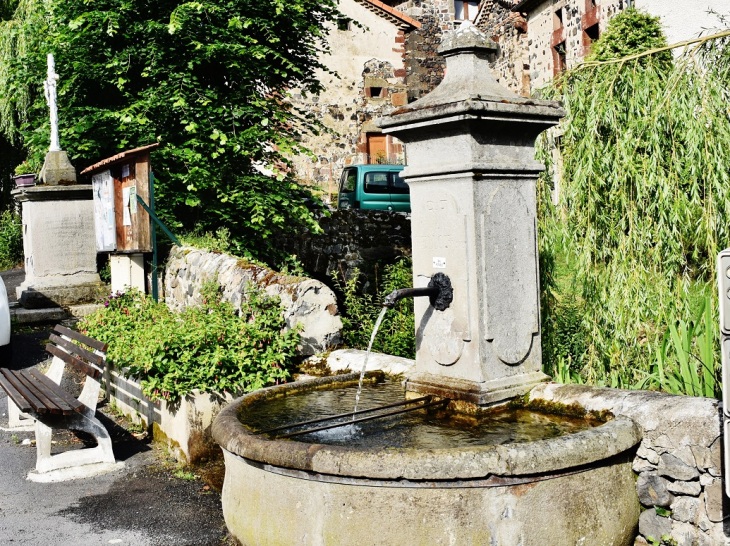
[92,169,117,252]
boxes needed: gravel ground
[0,326,231,546]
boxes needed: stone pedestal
[380,23,565,406]
[39,150,77,186]
[13,185,106,308]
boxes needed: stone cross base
[12,185,106,309]
[39,150,77,186]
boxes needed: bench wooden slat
[0,369,47,414]
[27,369,83,414]
[54,324,108,353]
[13,371,64,414]
[46,344,102,380]
[0,372,32,414]
[49,333,104,368]
[23,369,78,415]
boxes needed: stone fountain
[380,22,554,407]
[213,22,641,546]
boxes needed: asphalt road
[0,327,229,546]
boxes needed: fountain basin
[212,374,641,546]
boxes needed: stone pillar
[13,185,106,308]
[380,22,565,406]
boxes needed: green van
[337,164,410,212]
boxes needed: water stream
[352,307,389,420]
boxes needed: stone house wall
[521,0,624,91]
[476,0,531,95]
[532,383,727,546]
[289,0,414,193]
[290,0,541,194]
[389,0,455,102]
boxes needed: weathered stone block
[667,480,702,496]
[658,453,700,481]
[12,185,104,307]
[671,521,699,546]
[633,457,655,473]
[39,150,76,186]
[639,508,672,542]
[671,496,701,523]
[703,479,725,523]
[637,442,660,465]
[637,472,674,508]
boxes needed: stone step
[10,304,103,324]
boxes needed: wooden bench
[0,325,116,474]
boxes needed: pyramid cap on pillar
[437,21,498,57]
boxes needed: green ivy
[80,284,300,402]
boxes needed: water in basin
[239,379,600,449]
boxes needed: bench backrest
[46,325,108,380]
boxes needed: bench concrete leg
[7,399,35,429]
[34,408,115,474]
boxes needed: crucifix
[44,53,60,152]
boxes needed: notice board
[84,144,157,253]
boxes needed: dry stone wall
[279,207,412,289]
[531,383,726,546]
[164,246,343,355]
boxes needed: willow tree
[538,9,730,392]
[0,0,345,259]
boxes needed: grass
[545,246,720,397]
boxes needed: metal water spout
[383,272,453,311]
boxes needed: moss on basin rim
[212,374,642,545]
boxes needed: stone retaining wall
[164,246,343,355]
[530,383,726,546]
[280,207,412,288]
[106,366,232,465]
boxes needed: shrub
[334,256,415,359]
[0,209,23,270]
[178,228,232,254]
[80,283,300,402]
